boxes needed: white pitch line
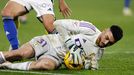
[0,70,72,75]
[104,51,134,54]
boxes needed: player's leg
[125,0,130,8]
[41,14,56,34]
[0,43,58,70]
[123,0,132,16]
[8,17,20,50]
[0,57,57,70]
[0,35,61,70]
[31,0,57,34]
[1,1,28,50]
[27,35,61,70]
[19,14,27,24]
[0,42,35,64]
[40,0,56,34]
[29,57,57,70]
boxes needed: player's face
[96,28,115,48]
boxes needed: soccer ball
[64,46,85,70]
[64,52,84,70]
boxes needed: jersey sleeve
[96,48,104,60]
[78,21,97,35]
[54,19,98,35]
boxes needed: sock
[7,61,32,70]
[0,52,6,64]
[125,0,130,8]
[2,16,19,50]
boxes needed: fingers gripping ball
[64,46,85,70]
[64,52,83,70]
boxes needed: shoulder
[55,19,79,22]
[79,20,101,34]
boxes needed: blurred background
[0,0,134,75]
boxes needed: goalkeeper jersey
[54,19,104,69]
[30,19,104,69]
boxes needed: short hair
[110,25,123,42]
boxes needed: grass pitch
[0,0,134,75]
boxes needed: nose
[104,40,109,45]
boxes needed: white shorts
[11,0,55,17]
[29,35,62,68]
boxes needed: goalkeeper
[0,19,123,70]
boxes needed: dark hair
[110,25,123,42]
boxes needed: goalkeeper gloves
[64,51,84,69]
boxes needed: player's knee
[45,18,54,25]
[19,49,33,59]
[1,9,13,18]
[37,59,56,70]
[44,19,54,27]
[17,43,35,59]
[45,21,54,32]
[41,61,55,70]
[19,51,27,58]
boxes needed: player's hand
[64,37,74,50]
[65,52,83,65]
[59,0,72,18]
[84,53,98,70]
[70,47,83,65]
[64,50,84,70]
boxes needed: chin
[100,46,105,48]
[98,44,104,48]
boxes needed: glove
[84,53,98,70]
[64,51,83,69]
[64,37,75,50]
[64,45,85,70]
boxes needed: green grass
[0,0,134,75]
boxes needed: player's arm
[64,36,86,69]
[84,48,104,70]
[54,19,97,35]
[58,0,72,18]
[84,53,99,70]
[54,19,79,40]
[54,19,78,33]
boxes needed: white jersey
[11,0,54,17]
[29,19,104,69]
[54,19,103,57]
[54,19,104,69]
